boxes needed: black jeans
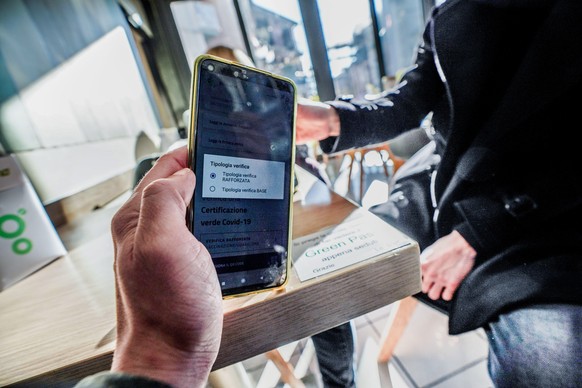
[312,322,356,388]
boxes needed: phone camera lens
[207,64,214,72]
[233,70,239,78]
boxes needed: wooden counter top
[0,167,420,386]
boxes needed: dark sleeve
[453,196,518,259]
[74,371,173,388]
[454,183,582,259]
[320,19,445,154]
[447,144,582,260]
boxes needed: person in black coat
[297,0,582,386]
[74,2,581,387]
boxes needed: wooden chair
[323,143,432,366]
[320,142,429,365]
[326,142,406,203]
[209,340,316,388]
[377,296,419,363]
[378,294,450,363]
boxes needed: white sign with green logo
[0,155,66,291]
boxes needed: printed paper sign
[292,208,412,281]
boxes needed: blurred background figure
[206,45,256,68]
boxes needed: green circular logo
[0,214,25,239]
[13,238,33,255]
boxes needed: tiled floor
[209,152,494,387]
[359,303,492,388]
[225,301,493,388]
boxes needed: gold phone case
[187,54,297,299]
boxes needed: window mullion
[298,0,336,101]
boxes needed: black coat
[321,0,582,334]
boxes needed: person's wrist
[112,328,215,388]
[328,106,340,137]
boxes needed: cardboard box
[0,155,66,291]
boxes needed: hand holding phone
[187,55,296,298]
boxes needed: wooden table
[0,167,420,386]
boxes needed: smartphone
[187,55,296,298]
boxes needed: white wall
[1,27,159,203]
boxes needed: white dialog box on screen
[202,154,284,200]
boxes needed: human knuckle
[434,273,447,283]
[143,178,175,198]
[447,279,460,289]
[111,212,130,237]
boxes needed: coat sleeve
[74,371,173,388]
[448,144,582,260]
[319,20,445,154]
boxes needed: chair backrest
[133,155,160,188]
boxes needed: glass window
[317,0,382,98]
[180,0,427,100]
[236,0,317,99]
[170,0,246,70]
[374,0,425,78]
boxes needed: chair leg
[377,296,419,363]
[265,349,306,388]
[208,363,254,388]
[359,151,365,203]
[346,152,355,196]
[381,151,390,179]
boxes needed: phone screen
[188,56,296,297]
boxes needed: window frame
[140,0,435,123]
